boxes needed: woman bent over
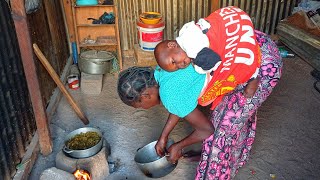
[118,28,282,180]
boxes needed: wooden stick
[33,44,89,125]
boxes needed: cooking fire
[73,169,91,180]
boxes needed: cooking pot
[79,50,115,75]
[63,127,103,159]
[134,139,177,178]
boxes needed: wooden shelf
[80,35,117,46]
[77,24,115,27]
[74,5,115,8]
[79,42,117,47]
[72,3,122,69]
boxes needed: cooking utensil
[63,127,103,158]
[134,139,177,178]
[79,50,115,74]
[33,44,89,125]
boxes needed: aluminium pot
[134,139,177,178]
[63,127,103,159]
[79,50,115,75]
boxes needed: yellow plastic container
[139,12,162,25]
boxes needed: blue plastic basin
[76,0,98,6]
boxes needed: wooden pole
[114,5,123,70]
[60,0,76,42]
[11,0,52,155]
[60,0,76,52]
[33,44,90,125]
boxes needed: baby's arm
[243,77,260,98]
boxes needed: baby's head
[154,40,191,72]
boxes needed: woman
[117,31,282,179]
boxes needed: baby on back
[154,6,261,99]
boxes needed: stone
[80,72,103,95]
[56,140,110,180]
[40,167,74,180]
[55,151,77,173]
[133,44,158,67]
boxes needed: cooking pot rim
[80,50,115,61]
[64,127,103,152]
[134,139,174,164]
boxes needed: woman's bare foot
[182,150,202,162]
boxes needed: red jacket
[198,6,261,109]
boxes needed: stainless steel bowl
[63,127,103,159]
[134,139,177,178]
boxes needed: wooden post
[71,0,81,54]
[211,0,220,12]
[11,0,52,155]
[60,0,76,52]
[114,5,123,70]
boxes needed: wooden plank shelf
[72,2,122,69]
[77,24,115,27]
[277,21,320,70]
[74,5,115,8]
[79,43,117,47]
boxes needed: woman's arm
[167,107,214,163]
[155,113,180,156]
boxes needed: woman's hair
[117,66,157,106]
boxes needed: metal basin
[63,127,103,159]
[134,139,177,178]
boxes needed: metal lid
[80,50,115,62]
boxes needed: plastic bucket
[67,64,80,90]
[137,20,165,51]
[68,75,80,90]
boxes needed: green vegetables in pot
[66,131,101,150]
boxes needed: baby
[154,6,261,98]
[154,40,259,98]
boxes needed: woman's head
[117,66,160,109]
[154,40,191,72]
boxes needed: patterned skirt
[195,30,283,180]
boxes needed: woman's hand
[155,113,180,156]
[166,143,183,164]
[166,108,214,159]
[155,137,167,156]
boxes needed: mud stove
[40,140,110,180]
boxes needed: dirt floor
[29,56,320,180]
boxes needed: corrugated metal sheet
[117,0,298,51]
[0,1,37,180]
